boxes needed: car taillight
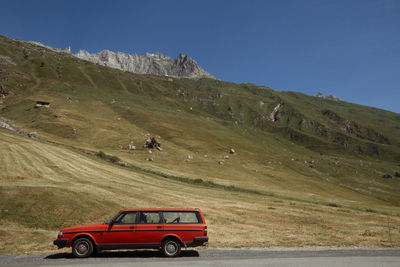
[204,226,207,236]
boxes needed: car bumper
[53,238,69,249]
[185,237,208,247]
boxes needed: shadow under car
[45,249,200,259]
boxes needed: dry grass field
[1,129,399,255]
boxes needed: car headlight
[58,231,63,236]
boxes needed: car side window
[114,212,137,224]
[139,212,161,224]
[163,211,201,224]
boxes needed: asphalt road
[1,248,399,266]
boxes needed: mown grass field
[1,129,399,255]
[0,34,400,254]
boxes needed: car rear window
[162,211,202,224]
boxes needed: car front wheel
[72,237,94,258]
[161,239,181,257]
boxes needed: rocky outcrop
[27,41,71,53]
[270,103,283,122]
[313,92,342,101]
[321,109,389,144]
[0,117,17,131]
[75,50,215,79]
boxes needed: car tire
[72,237,94,258]
[161,239,181,257]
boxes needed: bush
[361,230,374,237]
[96,151,121,163]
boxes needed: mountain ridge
[18,37,216,79]
[75,49,216,79]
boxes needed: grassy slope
[0,35,400,253]
[1,129,399,255]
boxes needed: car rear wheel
[72,237,94,258]
[161,239,181,257]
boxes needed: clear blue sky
[1,0,399,113]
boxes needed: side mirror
[107,219,115,230]
[105,219,113,225]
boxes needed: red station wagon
[53,208,208,257]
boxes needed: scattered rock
[146,157,153,161]
[35,101,50,108]
[128,142,136,150]
[0,84,9,98]
[27,132,38,138]
[229,148,235,154]
[219,161,224,165]
[144,137,162,150]
[148,150,153,154]
[304,160,314,168]
[187,155,193,160]
[0,118,17,131]
[0,55,16,66]
[382,174,392,179]
[204,154,208,158]
[224,155,230,159]
[72,128,77,134]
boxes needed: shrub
[361,230,374,237]
[96,151,121,163]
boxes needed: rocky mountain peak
[74,49,215,79]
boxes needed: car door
[99,211,138,247]
[135,211,164,246]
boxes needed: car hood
[62,223,108,233]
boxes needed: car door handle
[129,226,135,229]
[156,226,162,229]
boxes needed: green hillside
[0,34,399,254]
